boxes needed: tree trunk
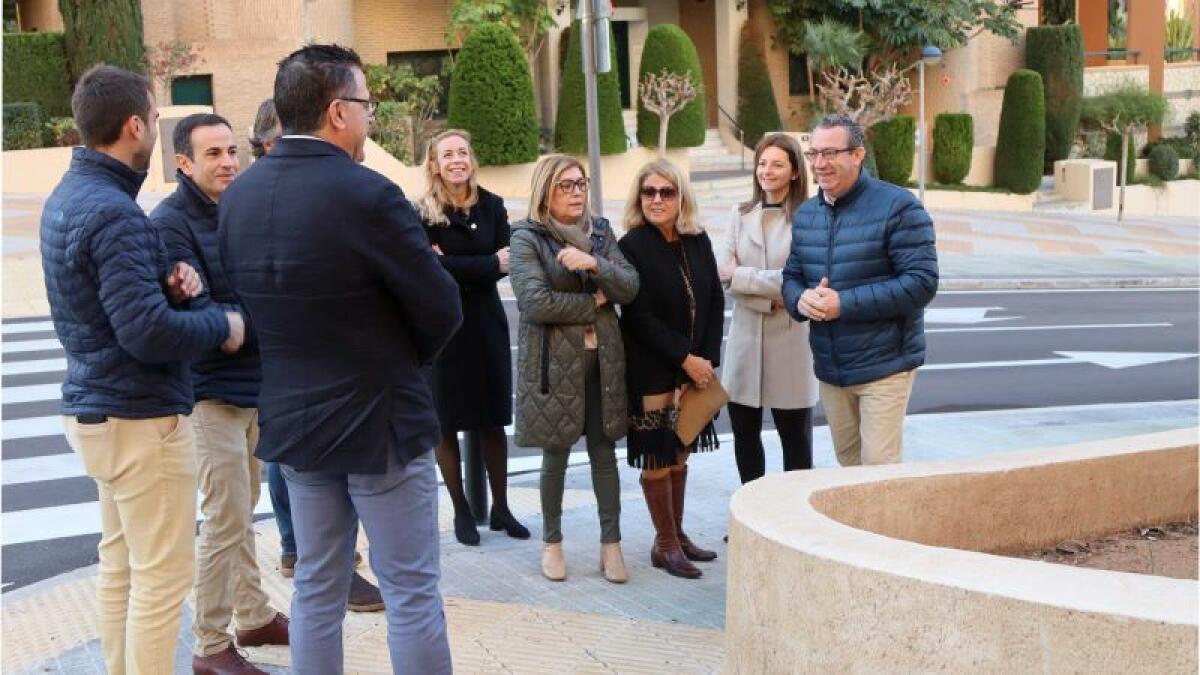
[807,60,816,103]
[657,113,669,158]
[1118,130,1129,221]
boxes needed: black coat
[422,187,512,432]
[153,171,261,408]
[618,225,724,407]
[218,137,462,473]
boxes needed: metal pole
[579,0,604,217]
[918,59,926,204]
[463,431,488,524]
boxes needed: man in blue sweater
[782,114,939,466]
[40,65,244,674]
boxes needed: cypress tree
[555,20,626,155]
[58,0,146,82]
[1025,25,1084,172]
[993,69,1046,194]
[736,22,781,149]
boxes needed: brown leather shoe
[640,473,702,579]
[235,612,289,647]
[671,465,717,562]
[347,572,385,612]
[192,645,268,675]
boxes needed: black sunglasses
[640,186,678,200]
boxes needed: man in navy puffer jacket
[40,65,243,675]
[782,114,938,467]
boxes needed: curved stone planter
[726,429,1198,673]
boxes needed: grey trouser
[282,451,451,675]
[541,349,622,544]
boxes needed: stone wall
[1164,62,1200,135]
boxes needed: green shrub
[60,0,146,82]
[993,69,1045,194]
[45,116,81,147]
[1024,25,1083,172]
[447,22,539,166]
[3,32,72,118]
[1104,132,1137,184]
[1147,144,1179,181]
[736,22,781,149]
[555,20,625,155]
[932,113,973,184]
[636,24,706,149]
[870,116,915,186]
[3,102,44,150]
[1185,111,1200,147]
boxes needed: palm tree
[800,18,869,103]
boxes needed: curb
[938,277,1200,290]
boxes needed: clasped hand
[797,277,840,322]
[164,262,202,304]
[556,246,598,273]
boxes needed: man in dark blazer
[218,44,461,674]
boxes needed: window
[171,75,214,106]
[386,50,455,118]
[788,53,810,97]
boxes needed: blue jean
[266,462,296,555]
[282,451,451,675]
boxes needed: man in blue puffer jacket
[782,114,938,467]
[40,65,243,675]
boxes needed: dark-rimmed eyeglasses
[802,147,855,162]
[338,97,378,116]
[639,186,678,201]
[556,178,590,194]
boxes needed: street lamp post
[917,45,942,204]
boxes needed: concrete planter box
[726,429,1198,673]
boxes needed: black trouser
[727,402,813,484]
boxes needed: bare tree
[814,63,914,129]
[144,40,204,104]
[638,69,700,158]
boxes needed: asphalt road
[2,288,1197,591]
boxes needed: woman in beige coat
[718,134,819,483]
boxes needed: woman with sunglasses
[509,155,639,583]
[618,159,724,580]
[718,133,818,485]
[417,129,528,546]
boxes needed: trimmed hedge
[1147,144,1179,181]
[1025,25,1083,173]
[870,116,915,186]
[447,22,539,166]
[60,0,146,81]
[736,22,781,149]
[555,20,625,155]
[3,32,72,118]
[932,113,973,184]
[4,102,43,150]
[636,24,706,149]
[1104,132,1137,184]
[993,69,1045,194]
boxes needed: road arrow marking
[924,351,1198,371]
[925,307,1021,324]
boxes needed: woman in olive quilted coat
[510,155,639,584]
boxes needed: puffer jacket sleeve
[781,211,810,324]
[152,209,219,312]
[590,226,638,305]
[510,228,596,324]
[92,210,229,363]
[839,198,939,322]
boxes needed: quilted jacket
[152,171,260,408]
[41,148,230,418]
[510,217,639,450]
[781,171,938,387]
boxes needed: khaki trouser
[64,414,198,675]
[819,368,917,466]
[191,400,276,656]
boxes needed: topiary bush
[993,69,1045,194]
[3,102,44,150]
[555,20,625,155]
[1025,24,1083,173]
[636,24,706,149]
[932,113,973,184]
[447,22,539,166]
[1147,144,1179,181]
[3,32,72,118]
[870,115,915,186]
[1104,132,1137,184]
[736,22,781,149]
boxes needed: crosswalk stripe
[1,383,61,404]
[1,338,62,354]
[0,321,54,335]
[2,415,62,440]
[2,452,80,485]
[2,358,67,376]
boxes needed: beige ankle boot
[542,542,566,581]
[600,542,628,584]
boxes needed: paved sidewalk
[3,400,1195,673]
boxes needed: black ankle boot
[453,507,480,546]
[489,505,531,539]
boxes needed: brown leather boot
[640,473,701,579]
[671,465,717,562]
[235,612,289,647]
[192,645,268,675]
